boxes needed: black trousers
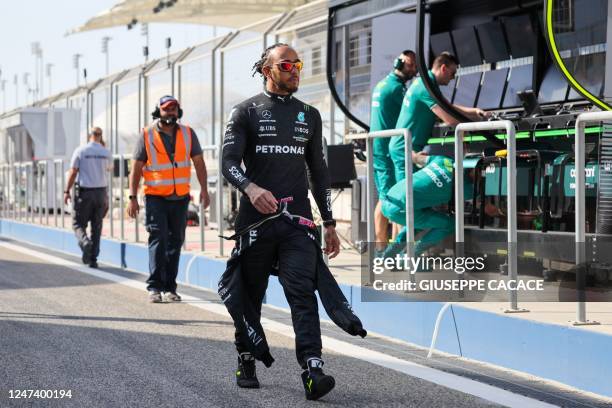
[145,195,189,292]
[235,218,321,368]
[72,188,107,262]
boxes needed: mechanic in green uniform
[382,156,457,256]
[390,52,489,182]
[370,50,418,249]
[382,155,497,257]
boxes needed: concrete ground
[2,240,612,407]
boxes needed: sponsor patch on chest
[255,145,305,155]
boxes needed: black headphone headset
[393,57,404,70]
[151,105,183,119]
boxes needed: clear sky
[0,0,229,112]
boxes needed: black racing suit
[222,91,333,367]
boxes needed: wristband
[323,219,336,228]
[129,195,137,200]
[64,190,70,194]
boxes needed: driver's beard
[269,75,298,94]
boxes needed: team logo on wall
[262,110,272,119]
[297,111,305,122]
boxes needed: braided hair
[252,43,289,83]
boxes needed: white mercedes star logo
[262,110,272,119]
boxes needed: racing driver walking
[221,43,341,400]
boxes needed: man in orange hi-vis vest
[128,95,210,303]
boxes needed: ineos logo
[262,110,272,119]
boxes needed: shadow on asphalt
[0,319,486,408]
[0,259,109,291]
[0,311,234,327]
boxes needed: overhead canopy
[68,0,312,34]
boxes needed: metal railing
[455,120,527,313]
[201,145,220,253]
[107,148,221,253]
[345,129,415,265]
[0,145,225,256]
[216,132,226,257]
[0,117,608,327]
[53,159,64,228]
[0,164,8,218]
[25,163,33,224]
[572,111,611,325]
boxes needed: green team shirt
[370,71,407,198]
[390,70,440,156]
[370,71,406,132]
[385,156,473,210]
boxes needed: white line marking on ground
[0,241,557,408]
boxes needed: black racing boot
[301,358,335,401]
[81,241,93,265]
[236,352,260,389]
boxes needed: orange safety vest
[142,124,192,196]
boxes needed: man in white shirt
[64,127,111,268]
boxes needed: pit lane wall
[1,218,611,398]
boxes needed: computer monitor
[454,72,481,108]
[503,14,536,58]
[440,77,456,103]
[452,27,482,67]
[430,32,456,58]
[502,64,533,108]
[478,68,508,110]
[566,53,605,100]
[327,144,357,189]
[538,64,568,104]
[476,21,509,63]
